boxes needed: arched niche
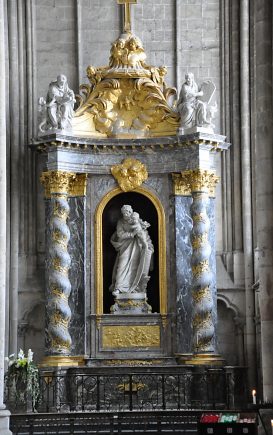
[217,296,244,366]
[95,186,167,315]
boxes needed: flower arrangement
[5,349,40,411]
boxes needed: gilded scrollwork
[73,31,179,138]
[111,158,148,192]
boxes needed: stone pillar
[177,169,223,365]
[240,0,257,393]
[0,0,12,431]
[40,170,79,367]
[254,1,273,402]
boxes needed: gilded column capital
[69,174,88,197]
[111,158,148,192]
[178,169,220,196]
[172,173,191,196]
[40,171,88,197]
[40,171,76,197]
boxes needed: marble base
[0,409,11,435]
[181,353,225,366]
[111,292,152,314]
[178,126,214,135]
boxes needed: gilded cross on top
[117,0,137,33]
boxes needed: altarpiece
[33,0,230,371]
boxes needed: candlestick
[252,389,256,405]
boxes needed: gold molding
[104,359,163,366]
[183,353,225,366]
[95,186,167,316]
[39,355,86,368]
[102,325,160,348]
[40,171,88,198]
[172,170,219,197]
[111,158,148,192]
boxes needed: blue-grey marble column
[191,189,214,354]
[41,171,75,359]
[41,171,88,366]
[173,170,222,365]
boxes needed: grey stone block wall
[36,0,78,99]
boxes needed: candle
[271,419,273,435]
[252,390,256,405]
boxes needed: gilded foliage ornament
[179,169,220,194]
[111,158,148,191]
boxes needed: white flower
[27,349,33,363]
[18,349,25,360]
[8,353,15,359]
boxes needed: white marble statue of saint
[177,72,217,131]
[38,74,75,132]
[109,205,154,296]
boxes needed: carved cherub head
[128,36,143,51]
[115,38,126,49]
[120,167,128,177]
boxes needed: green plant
[5,349,40,411]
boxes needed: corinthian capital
[178,169,219,196]
[40,171,76,197]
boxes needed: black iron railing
[5,368,247,413]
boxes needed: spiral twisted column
[40,170,76,359]
[180,169,221,364]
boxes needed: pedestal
[111,293,152,314]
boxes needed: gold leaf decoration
[111,158,148,192]
[102,325,160,348]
